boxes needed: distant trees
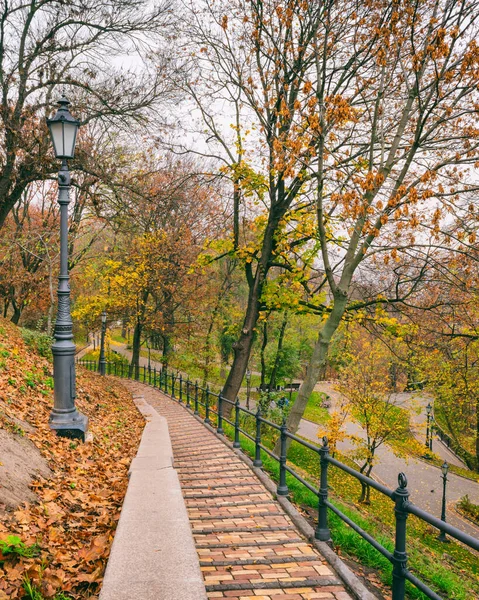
[0,185,58,326]
[73,158,225,375]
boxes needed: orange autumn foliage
[0,319,144,599]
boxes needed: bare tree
[0,0,176,228]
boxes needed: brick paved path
[125,382,353,600]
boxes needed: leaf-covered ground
[0,319,144,599]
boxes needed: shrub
[20,328,52,358]
[457,495,479,525]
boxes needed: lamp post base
[437,532,449,543]
[49,409,89,441]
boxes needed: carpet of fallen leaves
[0,319,144,599]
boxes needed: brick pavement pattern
[125,382,353,600]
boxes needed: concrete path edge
[187,410,379,600]
[99,395,207,600]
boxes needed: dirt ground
[0,426,51,510]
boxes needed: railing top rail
[258,414,281,431]
[284,430,321,454]
[327,455,395,499]
[407,502,479,551]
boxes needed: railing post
[143,365,146,383]
[171,372,175,398]
[392,473,409,600]
[186,380,191,408]
[153,367,157,387]
[217,394,224,434]
[315,436,331,540]
[179,374,183,402]
[148,365,151,385]
[277,418,289,496]
[253,408,263,468]
[194,381,199,414]
[205,386,211,424]
[233,399,241,448]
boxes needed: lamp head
[426,402,432,416]
[47,95,80,159]
[246,368,251,381]
[441,461,449,476]
[101,311,107,324]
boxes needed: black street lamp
[99,311,107,376]
[437,461,450,543]
[246,368,252,409]
[425,402,432,449]
[47,95,88,440]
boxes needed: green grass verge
[299,391,331,425]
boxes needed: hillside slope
[0,319,144,600]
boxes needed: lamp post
[425,402,432,449]
[246,368,252,409]
[98,311,107,376]
[47,95,88,440]
[437,461,450,542]
[147,338,151,371]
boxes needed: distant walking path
[124,381,357,600]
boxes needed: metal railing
[77,358,479,600]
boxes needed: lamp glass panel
[48,121,64,158]
[62,121,78,158]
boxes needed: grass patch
[300,391,331,425]
[457,495,479,526]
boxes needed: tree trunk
[162,334,172,369]
[10,297,23,325]
[221,209,283,414]
[359,462,374,503]
[131,320,142,379]
[260,320,268,391]
[269,313,288,391]
[276,294,348,455]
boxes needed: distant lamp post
[425,402,432,449]
[437,461,450,542]
[98,311,107,376]
[246,368,252,409]
[47,95,88,440]
[147,339,151,371]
